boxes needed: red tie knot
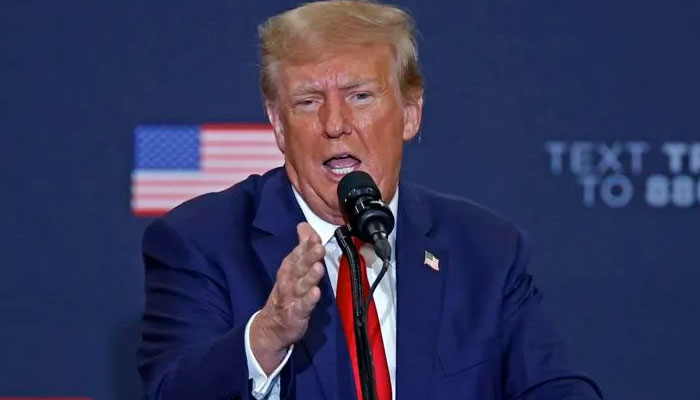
[351,237,364,251]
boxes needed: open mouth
[323,153,361,177]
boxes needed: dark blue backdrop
[2,1,698,399]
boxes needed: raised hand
[249,222,326,374]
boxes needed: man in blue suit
[138,1,602,399]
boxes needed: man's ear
[402,90,424,141]
[265,100,286,153]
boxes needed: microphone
[335,171,395,400]
[337,171,395,261]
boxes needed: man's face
[266,44,423,225]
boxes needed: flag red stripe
[133,209,170,217]
[0,398,91,400]
[133,180,235,186]
[202,166,280,172]
[135,194,221,200]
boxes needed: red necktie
[336,238,392,400]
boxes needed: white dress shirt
[245,186,399,400]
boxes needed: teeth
[329,166,356,175]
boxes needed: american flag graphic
[423,250,440,271]
[131,123,283,216]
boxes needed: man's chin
[291,179,346,224]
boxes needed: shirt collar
[291,184,399,247]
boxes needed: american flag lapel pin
[424,250,440,271]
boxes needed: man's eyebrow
[289,79,377,96]
[289,84,323,97]
[340,80,376,91]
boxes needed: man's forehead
[288,76,379,95]
[278,48,396,94]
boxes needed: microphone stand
[334,226,377,400]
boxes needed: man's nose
[320,96,351,138]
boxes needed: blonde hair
[258,0,423,102]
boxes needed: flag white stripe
[202,159,283,168]
[201,132,275,142]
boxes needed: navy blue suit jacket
[138,167,601,400]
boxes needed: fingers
[301,242,325,265]
[289,223,325,278]
[289,233,325,319]
[258,225,326,349]
[293,260,324,319]
[288,244,322,278]
[294,261,324,296]
[285,223,320,263]
[296,286,321,317]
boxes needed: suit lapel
[250,169,347,400]
[250,169,304,286]
[395,182,445,400]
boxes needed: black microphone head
[336,171,395,246]
[337,171,380,213]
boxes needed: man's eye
[297,99,315,106]
[349,92,374,104]
[354,92,370,100]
